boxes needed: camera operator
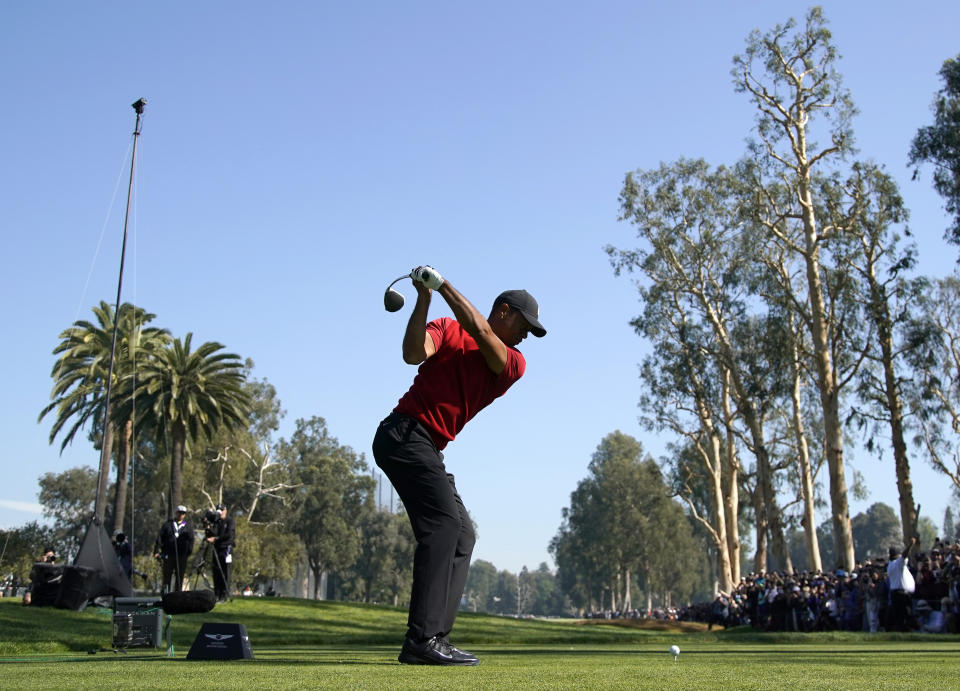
[205,503,235,602]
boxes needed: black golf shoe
[398,636,480,666]
[443,640,479,664]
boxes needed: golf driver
[383,268,442,312]
[384,274,410,312]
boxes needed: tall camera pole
[94,98,146,526]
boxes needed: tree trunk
[706,310,787,575]
[758,444,793,573]
[873,285,919,547]
[799,177,856,570]
[824,390,855,569]
[752,488,768,573]
[623,569,632,612]
[95,420,115,524]
[644,575,652,614]
[788,318,822,572]
[721,371,741,584]
[710,441,733,593]
[169,421,186,518]
[689,363,733,593]
[111,418,133,535]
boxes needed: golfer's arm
[402,287,436,364]
[437,281,507,374]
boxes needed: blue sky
[2,2,959,573]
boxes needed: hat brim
[518,310,546,337]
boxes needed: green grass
[1,597,958,689]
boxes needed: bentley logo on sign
[204,633,235,642]
[187,623,254,660]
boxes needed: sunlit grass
[1,598,958,689]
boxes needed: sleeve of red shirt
[500,346,526,384]
[425,318,444,352]
[429,317,526,382]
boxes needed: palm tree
[39,301,169,532]
[131,334,252,517]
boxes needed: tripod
[191,539,231,601]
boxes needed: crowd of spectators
[583,539,960,634]
[678,538,960,634]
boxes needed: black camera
[204,509,219,525]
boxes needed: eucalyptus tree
[733,8,860,568]
[39,301,169,533]
[908,276,960,491]
[909,54,960,247]
[612,158,801,576]
[728,313,797,574]
[750,260,824,572]
[837,162,926,546]
[128,333,252,517]
[636,309,736,591]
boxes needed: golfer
[373,265,545,666]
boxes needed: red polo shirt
[394,317,525,450]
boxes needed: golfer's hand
[411,265,444,290]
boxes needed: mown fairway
[1,598,957,689]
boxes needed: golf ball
[669,645,680,656]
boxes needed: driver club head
[384,288,405,312]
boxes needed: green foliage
[0,523,58,585]
[130,333,252,515]
[851,503,902,561]
[464,559,498,612]
[281,417,375,598]
[944,506,957,542]
[339,507,413,605]
[552,432,701,612]
[232,518,301,591]
[732,6,856,164]
[917,516,939,553]
[37,467,98,556]
[910,54,960,246]
[906,275,960,492]
[38,302,168,452]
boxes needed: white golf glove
[411,265,444,290]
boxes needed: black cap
[216,503,227,510]
[495,289,546,337]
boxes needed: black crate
[112,597,164,648]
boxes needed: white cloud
[0,500,43,514]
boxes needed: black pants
[889,590,912,631]
[213,550,231,600]
[161,552,188,593]
[373,412,476,642]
